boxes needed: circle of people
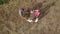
[19,7,40,23]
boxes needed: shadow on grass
[38,2,56,20]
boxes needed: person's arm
[30,10,34,14]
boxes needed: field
[0,0,60,34]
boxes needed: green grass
[0,0,9,5]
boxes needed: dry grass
[0,0,60,34]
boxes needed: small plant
[0,0,9,5]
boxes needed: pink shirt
[34,10,40,17]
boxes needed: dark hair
[21,8,24,11]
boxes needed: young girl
[34,9,40,22]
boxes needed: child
[27,9,34,22]
[34,9,40,22]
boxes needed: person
[26,7,31,18]
[34,9,40,22]
[27,9,34,22]
[19,8,25,19]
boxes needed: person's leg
[34,17,39,23]
[27,18,33,22]
[27,13,33,23]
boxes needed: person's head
[21,8,24,11]
[34,9,39,12]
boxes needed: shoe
[27,19,33,22]
[35,18,38,22]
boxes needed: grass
[0,0,60,34]
[0,0,9,5]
